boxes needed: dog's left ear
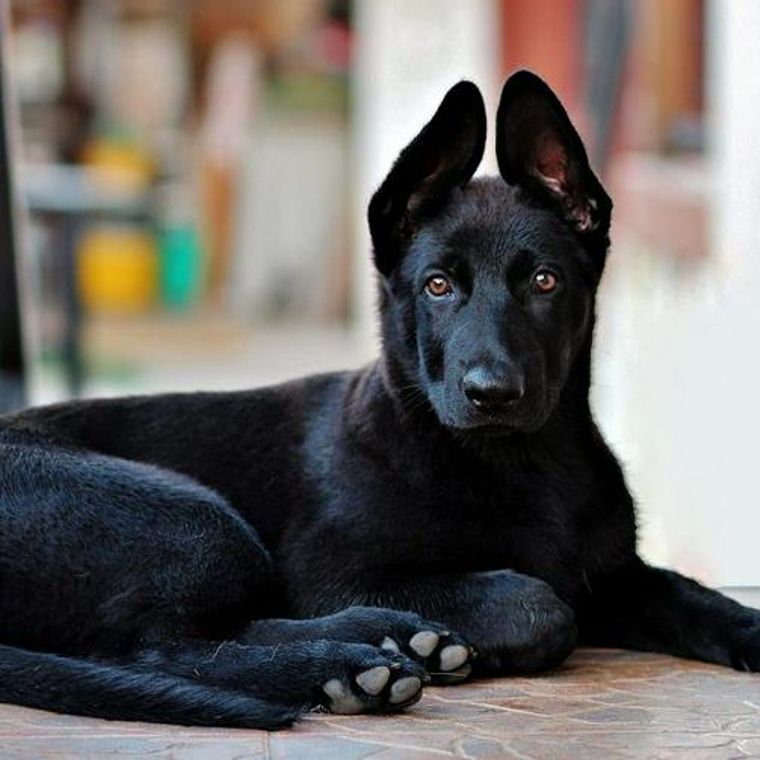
[496,71,611,244]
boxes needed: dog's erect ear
[496,70,611,241]
[368,81,486,275]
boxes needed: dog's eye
[425,275,453,298]
[532,270,558,294]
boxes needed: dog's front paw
[325,606,477,685]
[382,625,474,684]
[319,643,426,714]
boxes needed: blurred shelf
[22,163,152,217]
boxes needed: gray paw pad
[381,636,401,654]
[409,630,439,658]
[389,676,422,704]
[439,644,469,671]
[355,665,390,696]
[322,678,365,715]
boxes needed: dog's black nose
[462,367,525,409]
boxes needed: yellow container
[78,227,158,313]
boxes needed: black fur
[1,71,758,728]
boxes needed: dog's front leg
[580,558,760,670]
[328,569,578,677]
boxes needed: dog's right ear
[368,81,486,276]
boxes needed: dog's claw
[428,663,472,684]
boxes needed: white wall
[594,1,760,586]
[351,0,501,352]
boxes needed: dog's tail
[0,643,303,729]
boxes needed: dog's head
[369,71,612,434]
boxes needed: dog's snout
[462,366,525,410]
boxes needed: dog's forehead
[411,177,578,274]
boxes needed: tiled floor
[2,648,759,759]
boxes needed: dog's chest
[421,476,587,588]
[296,415,631,606]
[331,458,596,601]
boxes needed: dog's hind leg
[0,438,431,720]
[134,637,427,715]
[0,438,274,654]
[0,643,302,728]
[0,437,298,725]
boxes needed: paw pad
[355,665,390,695]
[389,676,422,704]
[439,644,469,671]
[322,678,365,715]
[409,631,439,658]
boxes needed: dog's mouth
[442,408,522,435]
[437,394,554,436]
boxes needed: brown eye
[425,275,453,297]
[532,270,558,294]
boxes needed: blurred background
[1,0,758,588]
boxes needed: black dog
[1,72,758,729]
